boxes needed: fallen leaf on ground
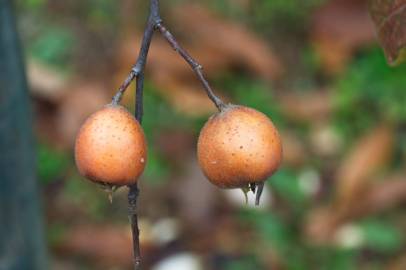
[278,90,333,122]
[57,81,111,147]
[304,172,406,245]
[357,174,406,216]
[171,4,283,81]
[369,0,406,65]
[55,225,133,268]
[311,0,375,74]
[281,131,308,167]
[387,253,406,270]
[27,59,68,102]
[304,206,343,245]
[335,124,394,210]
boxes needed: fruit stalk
[156,23,226,111]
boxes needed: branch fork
[114,1,258,269]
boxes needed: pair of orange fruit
[75,103,282,193]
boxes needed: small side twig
[112,71,137,105]
[111,0,161,107]
[156,23,226,111]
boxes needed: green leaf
[37,143,70,184]
[268,168,307,206]
[219,76,284,127]
[29,26,74,68]
[334,49,406,139]
[143,148,171,184]
[361,220,403,253]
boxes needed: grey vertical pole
[0,0,48,269]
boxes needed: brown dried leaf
[155,78,221,117]
[278,90,333,122]
[387,253,406,270]
[335,124,394,208]
[281,131,308,167]
[55,225,133,268]
[359,174,406,215]
[171,4,283,81]
[57,82,111,147]
[312,0,375,74]
[305,173,406,245]
[369,0,406,65]
[339,173,406,220]
[304,206,343,245]
[27,59,67,102]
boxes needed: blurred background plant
[8,0,406,269]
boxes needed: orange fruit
[75,104,147,186]
[197,105,282,188]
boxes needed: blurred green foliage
[209,0,324,33]
[334,49,406,139]
[216,75,284,127]
[269,168,307,207]
[64,174,116,221]
[250,0,324,31]
[85,0,119,30]
[37,143,70,184]
[361,219,403,253]
[239,209,358,270]
[19,0,46,10]
[29,26,75,68]
[141,83,194,183]
[223,255,261,270]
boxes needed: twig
[111,0,161,107]
[114,1,228,269]
[125,1,160,270]
[155,23,226,111]
[112,1,225,112]
[128,184,141,269]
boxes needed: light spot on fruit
[140,158,145,163]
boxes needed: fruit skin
[197,105,282,189]
[75,104,147,186]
